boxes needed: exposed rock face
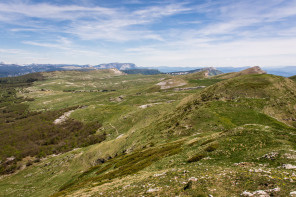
[156,79,187,89]
[109,68,126,75]
[94,63,136,70]
[53,110,75,124]
[204,70,209,77]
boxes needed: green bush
[204,143,219,152]
[187,152,207,163]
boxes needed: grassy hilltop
[0,67,296,197]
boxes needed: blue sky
[0,0,296,67]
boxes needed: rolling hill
[0,67,296,197]
[213,66,266,79]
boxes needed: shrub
[187,152,207,163]
[204,143,219,152]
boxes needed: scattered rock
[241,191,254,196]
[266,187,280,192]
[260,152,279,160]
[188,177,198,181]
[290,191,296,196]
[284,153,296,160]
[234,162,255,167]
[249,168,271,174]
[147,188,160,193]
[156,79,187,89]
[5,156,15,163]
[242,188,280,197]
[109,95,125,102]
[174,86,206,91]
[139,103,162,109]
[283,164,296,169]
[117,96,124,102]
[154,172,166,177]
[241,190,269,197]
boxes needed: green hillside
[289,75,296,81]
[0,68,296,197]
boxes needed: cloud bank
[0,0,296,67]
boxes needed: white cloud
[124,37,296,67]
[22,36,73,50]
[0,48,33,55]
[0,48,41,64]
[23,41,65,49]
[174,0,296,41]
[1,0,296,66]
[22,37,107,61]
[0,1,190,41]
[66,3,190,41]
[134,3,191,19]
[0,2,116,20]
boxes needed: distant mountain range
[157,66,296,77]
[165,67,223,76]
[0,63,137,77]
[0,63,90,77]
[94,63,136,70]
[122,69,161,75]
[0,62,295,77]
[261,66,296,77]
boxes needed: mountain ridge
[213,66,266,79]
[2,62,296,78]
[93,63,137,70]
[0,67,296,197]
[166,67,223,76]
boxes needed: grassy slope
[1,71,296,197]
[212,66,266,80]
[0,70,199,196]
[0,72,106,174]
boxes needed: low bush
[204,143,219,152]
[187,152,207,163]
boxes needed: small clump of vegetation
[187,152,207,163]
[204,143,219,152]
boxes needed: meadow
[1,69,296,197]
